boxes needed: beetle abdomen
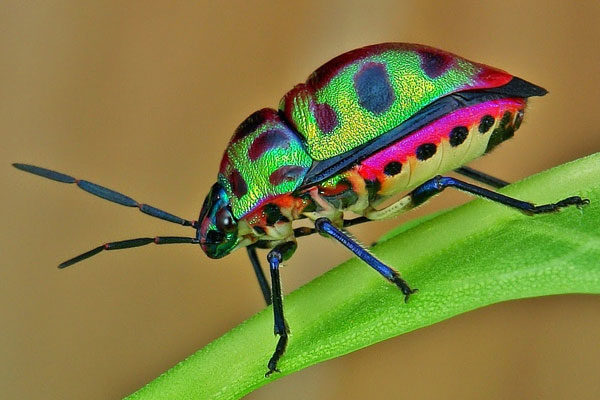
[357,98,526,199]
[279,43,513,161]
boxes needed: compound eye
[205,229,225,244]
[216,208,236,233]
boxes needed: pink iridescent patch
[358,98,525,180]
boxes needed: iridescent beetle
[14,43,589,376]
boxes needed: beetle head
[197,182,239,259]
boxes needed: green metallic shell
[218,109,312,219]
[279,43,507,161]
[217,44,514,219]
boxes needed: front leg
[265,241,296,377]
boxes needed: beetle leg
[246,246,272,306]
[292,218,371,238]
[298,168,512,230]
[454,166,509,189]
[411,175,589,214]
[365,164,513,221]
[293,219,375,238]
[314,218,417,301]
[265,241,296,377]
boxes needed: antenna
[13,163,200,267]
[13,163,197,227]
[58,236,199,268]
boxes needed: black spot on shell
[383,161,403,176]
[229,169,248,198]
[449,126,468,146]
[354,63,396,114]
[478,115,495,133]
[416,143,437,161]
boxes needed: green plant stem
[128,153,600,400]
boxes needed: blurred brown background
[2,1,599,399]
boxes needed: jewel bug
[14,43,589,376]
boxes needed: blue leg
[412,175,588,213]
[314,218,417,301]
[265,242,295,377]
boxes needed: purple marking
[248,129,291,161]
[269,165,306,186]
[313,103,339,134]
[307,43,417,90]
[229,169,248,198]
[419,51,453,79]
[232,108,277,142]
[353,62,395,114]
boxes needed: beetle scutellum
[14,43,589,376]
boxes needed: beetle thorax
[216,108,311,221]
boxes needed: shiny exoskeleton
[14,43,589,376]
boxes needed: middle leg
[265,241,296,377]
[314,218,417,301]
